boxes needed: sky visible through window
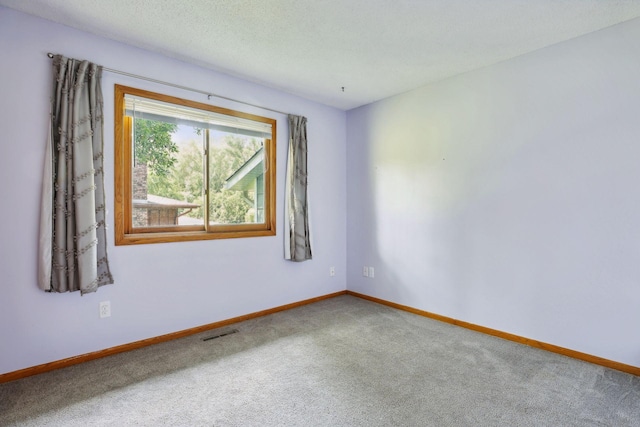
[172,125,232,148]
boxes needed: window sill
[115,228,276,245]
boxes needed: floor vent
[202,329,239,341]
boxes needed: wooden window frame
[114,85,276,245]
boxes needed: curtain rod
[47,53,291,117]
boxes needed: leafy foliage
[134,119,178,177]
[143,125,262,224]
[147,140,204,216]
[209,191,252,224]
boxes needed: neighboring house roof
[133,194,200,209]
[225,147,264,191]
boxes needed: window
[114,85,276,245]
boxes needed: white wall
[0,7,347,375]
[347,18,640,367]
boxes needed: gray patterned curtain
[38,55,113,294]
[284,115,312,261]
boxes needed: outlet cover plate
[99,301,111,318]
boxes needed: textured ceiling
[3,0,640,110]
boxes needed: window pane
[131,119,205,228]
[115,85,276,245]
[209,131,265,225]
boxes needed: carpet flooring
[1,295,638,426]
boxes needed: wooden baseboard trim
[346,291,640,377]
[6,289,636,383]
[0,290,347,384]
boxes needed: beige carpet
[1,295,638,426]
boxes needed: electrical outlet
[99,301,111,318]
[369,267,375,278]
[363,266,369,277]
